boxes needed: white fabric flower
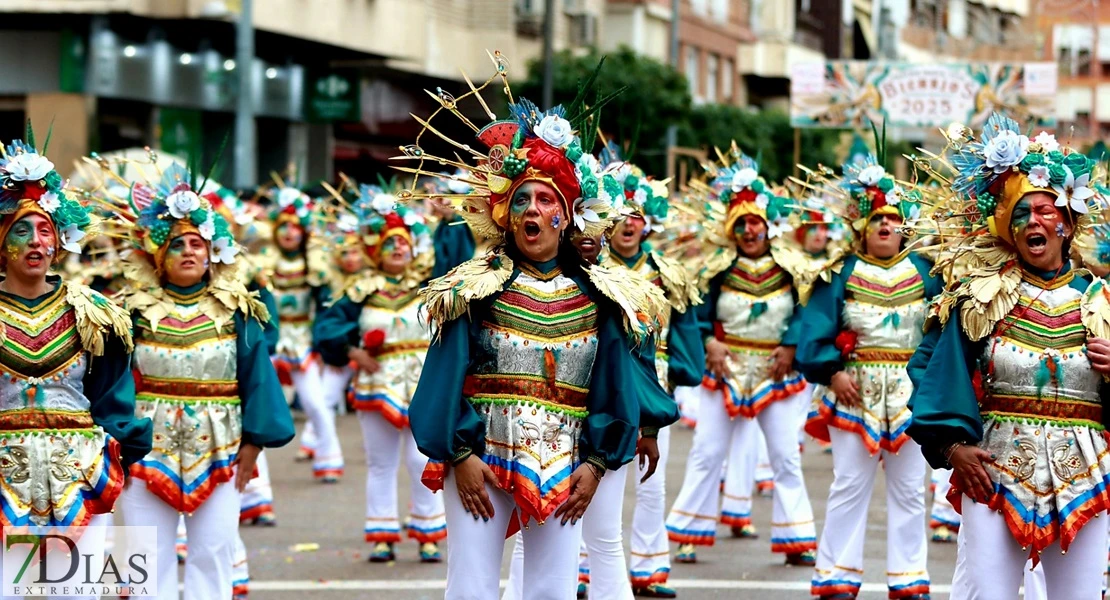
[210,237,240,264]
[767,218,790,239]
[856,165,887,187]
[575,155,601,181]
[277,187,303,208]
[754,193,769,210]
[1028,165,1051,188]
[233,206,254,226]
[534,114,574,148]
[632,187,648,208]
[1033,132,1060,153]
[403,210,421,226]
[641,215,665,234]
[337,213,359,232]
[59,223,85,254]
[886,186,904,205]
[731,168,758,191]
[983,130,1029,173]
[1053,167,1094,214]
[3,153,54,181]
[198,213,216,240]
[371,193,396,215]
[573,196,605,231]
[611,164,633,184]
[37,191,60,213]
[166,191,201,219]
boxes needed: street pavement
[242,412,957,599]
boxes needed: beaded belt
[136,376,239,400]
[847,348,916,364]
[463,374,588,410]
[718,334,779,352]
[279,314,311,324]
[0,408,94,431]
[376,340,429,357]
[980,393,1103,425]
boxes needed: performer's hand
[234,443,262,492]
[1088,337,1110,376]
[949,444,995,503]
[454,455,498,520]
[347,348,381,374]
[769,346,795,381]
[705,339,730,379]
[829,371,861,407]
[430,197,456,220]
[555,464,601,525]
[637,436,660,484]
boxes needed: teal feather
[748,302,768,323]
[1034,358,1051,396]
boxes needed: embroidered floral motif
[0,447,30,484]
[1007,438,1037,483]
[49,448,81,483]
[1051,439,1084,482]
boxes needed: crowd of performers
[4,50,1110,600]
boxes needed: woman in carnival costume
[907,114,1110,599]
[597,155,703,598]
[795,139,939,600]
[665,147,817,567]
[0,133,152,589]
[399,53,673,600]
[105,158,294,600]
[313,181,459,564]
[263,176,335,483]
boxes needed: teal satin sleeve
[666,305,705,388]
[409,316,485,463]
[87,335,152,470]
[433,216,478,279]
[578,311,643,470]
[312,296,364,367]
[781,288,803,346]
[906,312,985,468]
[236,313,296,448]
[697,273,724,342]
[796,259,853,386]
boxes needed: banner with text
[790,61,1057,130]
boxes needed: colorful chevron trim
[805,391,912,453]
[888,580,931,598]
[135,312,236,348]
[239,500,273,523]
[811,579,862,598]
[845,268,924,308]
[719,510,752,527]
[406,513,448,543]
[351,390,408,427]
[0,286,82,380]
[488,283,598,340]
[770,535,818,553]
[367,286,420,311]
[702,371,806,419]
[629,567,670,587]
[999,296,1085,352]
[485,453,573,525]
[664,524,716,545]
[364,517,402,543]
[132,449,238,513]
[723,259,788,297]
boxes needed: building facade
[1035,0,1110,142]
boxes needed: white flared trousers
[629,426,672,587]
[951,496,1108,600]
[930,468,960,530]
[292,362,345,478]
[666,386,815,552]
[358,411,445,544]
[444,470,581,600]
[239,450,273,521]
[118,479,240,600]
[505,465,633,600]
[810,428,929,597]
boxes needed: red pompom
[731,189,757,208]
[383,212,405,230]
[834,330,858,359]
[363,329,387,352]
[866,187,887,212]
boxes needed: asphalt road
[241,413,958,599]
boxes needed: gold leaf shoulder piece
[585,263,670,345]
[210,265,270,329]
[695,245,737,295]
[64,282,134,355]
[420,253,514,333]
[1081,277,1110,340]
[306,236,332,288]
[950,265,1022,342]
[651,251,700,313]
[342,272,389,304]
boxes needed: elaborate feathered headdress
[0,125,92,259]
[390,51,619,242]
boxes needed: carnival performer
[264,177,336,483]
[665,148,816,567]
[908,114,1110,598]
[108,160,295,600]
[796,142,940,599]
[313,181,459,564]
[600,161,703,598]
[401,53,673,600]
[0,134,152,587]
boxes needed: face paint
[1010,200,1032,235]
[5,221,33,263]
[45,246,54,257]
[1056,222,1065,237]
[380,237,398,254]
[551,214,561,229]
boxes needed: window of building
[722,58,733,102]
[685,47,700,99]
[706,54,718,103]
[711,0,728,22]
[690,0,708,17]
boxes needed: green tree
[516,46,691,175]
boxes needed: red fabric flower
[834,330,858,359]
[865,187,888,212]
[363,329,387,353]
[383,212,405,231]
[488,137,581,225]
[19,184,46,201]
[730,188,757,210]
